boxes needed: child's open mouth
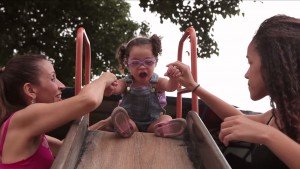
[139,72,148,78]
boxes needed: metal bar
[75,27,91,95]
[51,27,91,169]
[176,26,198,118]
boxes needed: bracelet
[192,84,200,92]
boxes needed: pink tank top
[0,116,54,169]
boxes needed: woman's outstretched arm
[167,61,243,120]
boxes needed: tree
[0,0,148,85]
[139,0,243,58]
[0,0,244,86]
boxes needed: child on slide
[105,34,186,138]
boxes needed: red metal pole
[75,27,91,123]
[75,27,91,95]
[176,26,198,118]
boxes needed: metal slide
[51,27,231,169]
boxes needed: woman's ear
[23,83,37,103]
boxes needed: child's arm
[156,65,181,92]
[157,77,178,92]
[88,117,111,131]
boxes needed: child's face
[127,44,157,84]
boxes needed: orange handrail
[50,27,91,169]
[75,27,91,95]
[176,26,198,118]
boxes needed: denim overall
[119,73,166,132]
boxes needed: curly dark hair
[115,34,162,70]
[252,15,300,142]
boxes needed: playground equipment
[51,27,231,169]
[176,27,198,118]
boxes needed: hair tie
[192,84,200,92]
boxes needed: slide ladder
[51,27,231,169]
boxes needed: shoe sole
[111,107,134,138]
[154,118,187,137]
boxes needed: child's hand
[104,81,118,96]
[164,65,181,79]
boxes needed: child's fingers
[165,65,181,78]
[168,66,182,77]
[112,81,118,86]
[173,70,182,77]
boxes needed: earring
[31,99,36,104]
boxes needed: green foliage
[0,0,148,85]
[139,0,243,58]
[0,0,243,86]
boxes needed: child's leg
[89,116,114,131]
[147,114,172,132]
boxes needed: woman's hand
[219,115,271,146]
[98,71,117,87]
[104,81,118,96]
[166,61,198,90]
[164,65,181,79]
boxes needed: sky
[128,1,300,113]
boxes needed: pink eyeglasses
[126,58,157,68]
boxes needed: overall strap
[149,73,159,92]
[124,74,133,84]
[150,73,159,83]
[124,74,133,92]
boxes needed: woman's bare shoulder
[247,109,273,123]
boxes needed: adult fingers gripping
[111,81,118,87]
[221,117,239,129]
[167,61,192,79]
[167,61,190,74]
[165,65,182,78]
[167,61,200,91]
[220,115,259,145]
[219,127,236,146]
[219,116,243,146]
[173,68,182,77]
[100,71,117,86]
[219,119,241,146]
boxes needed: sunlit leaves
[139,0,243,58]
[0,0,148,85]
